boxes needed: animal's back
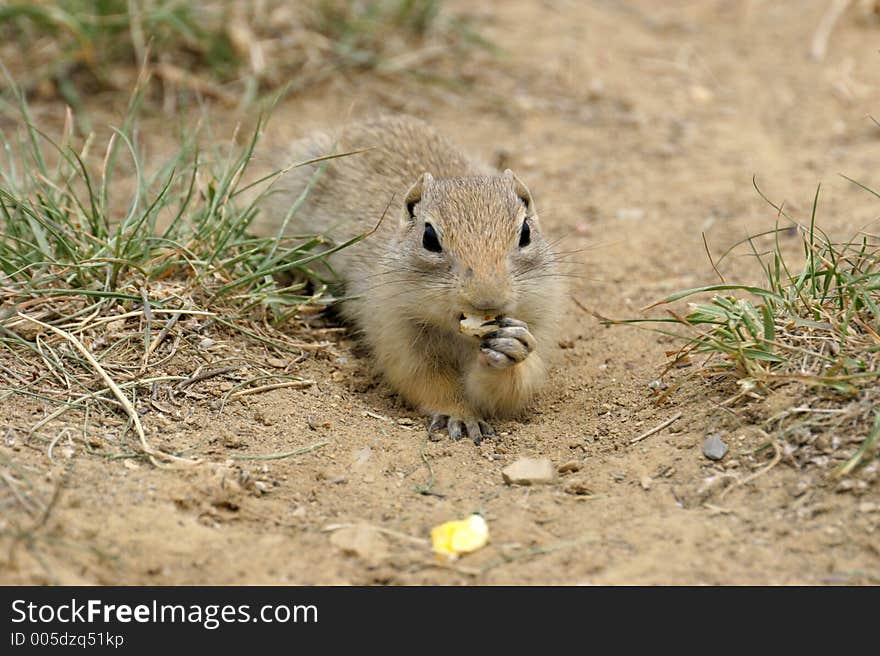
[262,115,487,282]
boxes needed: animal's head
[391,169,562,331]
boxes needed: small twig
[66,308,214,331]
[47,428,71,463]
[142,311,182,371]
[145,334,182,371]
[376,44,448,74]
[703,502,736,515]
[791,406,847,414]
[570,295,617,323]
[176,365,240,389]
[414,431,439,497]
[702,232,725,284]
[140,288,153,371]
[810,0,852,61]
[835,411,880,477]
[630,412,683,444]
[230,441,328,461]
[228,380,315,399]
[280,341,332,352]
[33,336,72,397]
[309,327,348,334]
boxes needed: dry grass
[0,0,491,109]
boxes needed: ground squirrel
[262,116,565,443]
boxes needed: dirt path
[4,0,880,585]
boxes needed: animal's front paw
[479,318,536,369]
[427,413,495,445]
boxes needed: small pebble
[502,458,556,486]
[702,433,729,461]
[563,477,593,496]
[690,84,714,103]
[616,207,645,221]
[557,460,581,474]
[352,447,372,468]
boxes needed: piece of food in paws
[459,312,499,338]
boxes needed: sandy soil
[3,0,880,585]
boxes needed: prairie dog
[262,116,565,443]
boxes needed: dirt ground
[3,0,880,585]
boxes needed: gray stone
[702,433,729,461]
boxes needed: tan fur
[259,116,565,424]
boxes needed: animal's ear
[404,172,433,222]
[504,169,535,215]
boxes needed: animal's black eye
[423,223,442,253]
[519,219,531,248]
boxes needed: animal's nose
[469,299,502,314]
[463,296,508,317]
[459,265,511,315]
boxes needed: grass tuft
[0,73,361,465]
[618,179,880,479]
[0,0,491,107]
[0,1,237,98]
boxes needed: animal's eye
[423,223,442,253]
[519,219,531,248]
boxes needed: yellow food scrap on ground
[431,514,489,559]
